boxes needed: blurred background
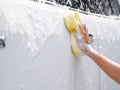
[33,0,120,16]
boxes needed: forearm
[76,24,120,84]
[86,48,120,84]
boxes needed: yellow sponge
[63,12,83,57]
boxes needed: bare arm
[76,24,120,84]
[86,47,120,84]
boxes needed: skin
[76,24,120,84]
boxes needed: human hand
[75,24,94,54]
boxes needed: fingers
[78,23,85,35]
[84,24,90,44]
[84,24,87,33]
[78,24,90,44]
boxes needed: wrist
[83,45,96,55]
